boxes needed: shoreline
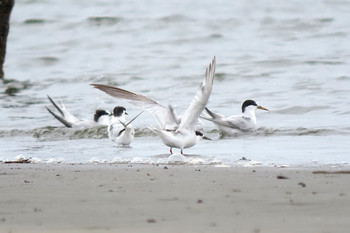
[1,164,350,232]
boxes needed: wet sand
[1,163,350,233]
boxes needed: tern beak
[203,136,212,140]
[125,112,129,115]
[257,106,269,111]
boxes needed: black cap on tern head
[195,131,204,137]
[113,106,126,117]
[94,109,109,122]
[195,130,211,140]
[242,100,258,113]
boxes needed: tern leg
[181,149,184,155]
[170,148,173,155]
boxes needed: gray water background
[1,0,350,166]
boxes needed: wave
[23,18,47,24]
[273,106,329,114]
[157,14,194,23]
[218,127,347,138]
[0,126,109,141]
[0,126,348,141]
[87,16,124,25]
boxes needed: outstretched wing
[47,95,64,116]
[204,107,225,119]
[203,115,252,130]
[90,84,178,130]
[178,57,216,131]
[46,95,80,127]
[45,107,72,128]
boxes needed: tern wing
[178,56,216,131]
[124,111,143,128]
[227,116,252,130]
[46,95,81,127]
[47,95,64,116]
[46,107,73,128]
[204,107,225,119]
[90,84,178,130]
[205,115,252,130]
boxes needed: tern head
[242,100,269,113]
[195,131,211,141]
[113,106,127,117]
[94,109,110,122]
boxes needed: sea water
[1,0,350,166]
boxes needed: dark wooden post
[0,0,15,79]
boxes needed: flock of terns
[46,57,268,155]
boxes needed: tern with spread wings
[45,95,110,128]
[91,57,216,154]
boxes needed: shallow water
[1,0,350,166]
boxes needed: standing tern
[46,95,110,128]
[203,100,269,135]
[91,57,216,154]
[108,106,143,146]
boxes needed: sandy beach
[0,164,349,233]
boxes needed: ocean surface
[1,0,350,166]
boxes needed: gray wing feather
[91,84,177,130]
[202,115,251,130]
[178,57,216,131]
[205,107,225,119]
[47,95,64,116]
[46,107,72,128]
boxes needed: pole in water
[0,0,15,79]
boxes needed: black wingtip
[47,95,64,117]
[90,83,103,89]
[46,106,72,128]
[117,128,126,137]
[124,111,143,128]
[205,107,215,118]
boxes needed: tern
[91,57,216,154]
[203,100,269,135]
[108,106,143,146]
[45,95,110,128]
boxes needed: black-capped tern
[203,100,268,135]
[91,57,216,154]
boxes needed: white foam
[46,158,66,164]
[46,158,56,164]
[188,158,205,165]
[249,160,262,166]
[111,157,129,164]
[89,157,100,164]
[15,154,26,162]
[167,153,186,164]
[130,157,145,163]
[156,158,168,164]
[209,159,222,165]
[57,158,65,163]
[215,164,231,168]
[29,157,42,163]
